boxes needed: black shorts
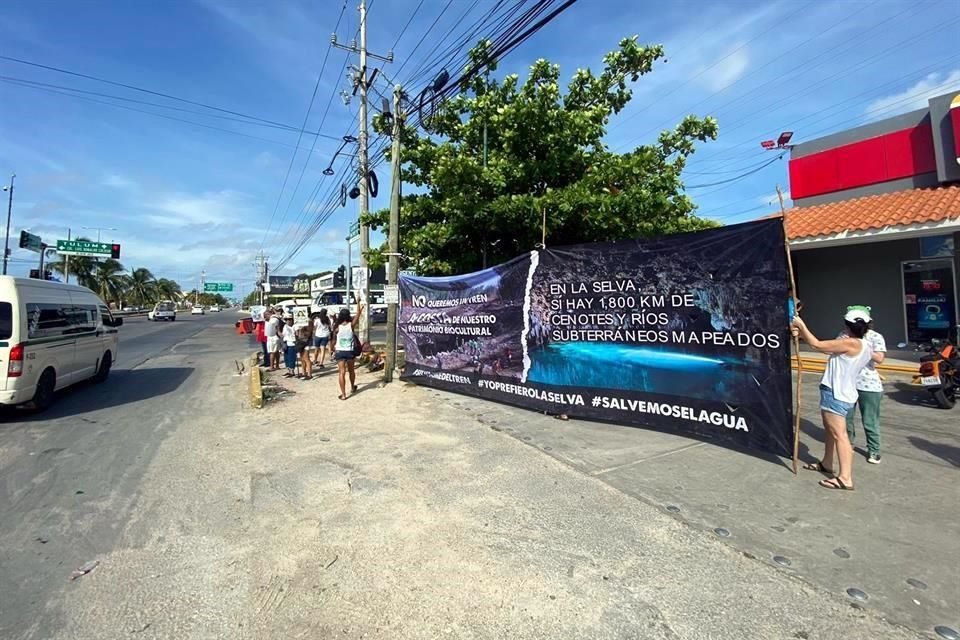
[334,350,355,362]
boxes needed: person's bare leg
[338,360,347,398]
[348,360,356,392]
[319,346,327,367]
[820,411,837,471]
[826,413,854,487]
[302,352,312,378]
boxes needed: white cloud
[103,173,137,189]
[865,70,960,118]
[147,189,252,226]
[698,45,750,92]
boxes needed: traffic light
[110,244,121,259]
[18,230,28,249]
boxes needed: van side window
[99,305,113,325]
[0,302,12,340]
[26,303,97,339]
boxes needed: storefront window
[903,259,957,343]
[919,235,955,258]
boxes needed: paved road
[0,311,237,639]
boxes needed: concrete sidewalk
[236,365,948,638]
[451,372,959,639]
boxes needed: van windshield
[0,302,11,340]
[157,303,176,311]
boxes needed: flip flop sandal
[819,477,854,491]
[803,461,835,475]
[338,394,346,400]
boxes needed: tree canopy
[364,37,718,275]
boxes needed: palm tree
[155,278,182,303]
[127,267,157,306]
[90,259,127,306]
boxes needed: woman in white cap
[792,306,874,491]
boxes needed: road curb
[249,352,263,409]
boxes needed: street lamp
[2,173,15,276]
[82,226,118,242]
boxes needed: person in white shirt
[331,301,363,400]
[792,307,873,491]
[838,307,886,464]
[311,309,333,368]
[281,315,298,377]
[263,310,282,371]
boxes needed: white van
[0,276,122,411]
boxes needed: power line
[391,0,427,51]
[259,1,348,253]
[0,53,299,131]
[0,77,343,151]
[684,153,785,189]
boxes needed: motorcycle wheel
[932,387,956,409]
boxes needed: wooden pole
[541,206,547,248]
[778,185,802,475]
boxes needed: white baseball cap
[844,305,872,323]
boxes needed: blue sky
[1,0,958,298]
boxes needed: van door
[68,293,102,381]
[0,301,14,392]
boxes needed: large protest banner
[399,219,793,456]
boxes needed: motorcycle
[913,339,960,409]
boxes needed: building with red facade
[785,90,960,345]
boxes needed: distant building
[784,90,960,345]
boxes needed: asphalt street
[0,311,234,640]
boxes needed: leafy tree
[365,38,719,275]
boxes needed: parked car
[0,276,122,410]
[209,304,220,312]
[191,305,205,315]
[148,301,177,321]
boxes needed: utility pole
[254,251,268,305]
[2,173,15,276]
[384,84,404,382]
[64,228,71,284]
[332,0,392,346]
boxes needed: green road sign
[349,221,360,238]
[204,282,234,292]
[19,230,42,253]
[55,239,114,257]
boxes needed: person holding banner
[332,301,363,400]
[792,310,873,491]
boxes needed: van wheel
[31,369,56,412]
[94,351,112,383]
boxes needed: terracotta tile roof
[782,185,960,240]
